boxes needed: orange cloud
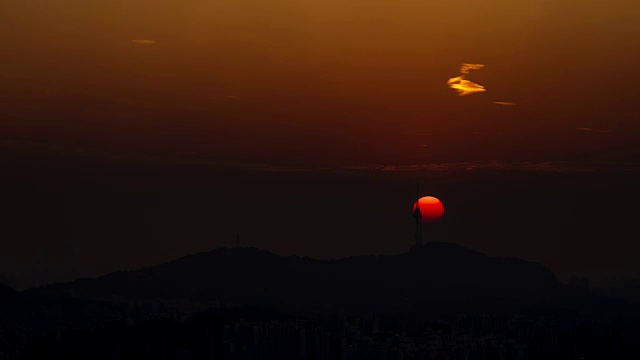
[460,63,484,74]
[448,63,486,96]
[494,101,516,106]
[576,127,593,131]
[447,76,486,96]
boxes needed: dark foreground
[2,245,640,359]
[2,300,640,360]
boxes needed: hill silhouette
[27,242,563,306]
[0,283,18,304]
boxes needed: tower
[412,181,422,247]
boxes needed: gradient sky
[2,0,639,166]
[1,0,640,289]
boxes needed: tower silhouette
[413,181,422,247]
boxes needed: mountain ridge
[26,242,564,306]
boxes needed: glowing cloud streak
[460,63,485,74]
[448,63,486,96]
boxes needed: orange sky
[1,0,639,165]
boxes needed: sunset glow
[1,1,639,355]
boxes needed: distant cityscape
[2,300,639,359]
[2,243,640,359]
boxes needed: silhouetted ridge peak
[28,243,564,304]
[413,241,486,256]
[195,246,279,260]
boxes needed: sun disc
[413,196,444,222]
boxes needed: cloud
[493,101,516,106]
[447,77,486,96]
[575,128,613,133]
[341,162,570,173]
[339,161,639,173]
[460,63,484,74]
[249,161,640,174]
[131,39,157,45]
[448,63,486,96]
[247,165,333,173]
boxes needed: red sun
[413,196,444,222]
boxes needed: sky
[1,0,639,289]
[2,0,639,165]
